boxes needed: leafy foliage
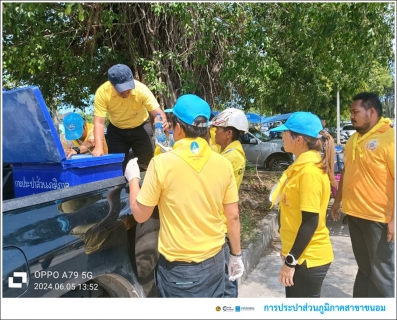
[2,2,394,120]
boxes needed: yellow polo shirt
[137,137,239,263]
[153,145,162,157]
[60,123,108,154]
[342,123,395,223]
[209,127,221,153]
[219,140,246,233]
[94,80,159,128]
[221,140,246,189]
[279,150,333,268]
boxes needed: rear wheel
[60,274,143,298]
[268,156,290,171]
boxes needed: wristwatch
[72,147,80,154]
[285,253,298,268]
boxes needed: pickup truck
[2,86,160,298]
[2,167,160,298]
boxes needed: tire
[94,274,143,297]
[268,156,290,171]
[60,274,143,298]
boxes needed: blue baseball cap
[167,94,211,127]
[270,111,323,138]
[63,113,85,140]
[108,64,135,92]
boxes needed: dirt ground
[238,170,282,248]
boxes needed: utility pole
[337,91,340,145]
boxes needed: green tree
[2,2,394,118]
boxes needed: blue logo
[190,141,199,154]
[235,306,241,312]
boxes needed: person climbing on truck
[61,113,108,158]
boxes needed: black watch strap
[285,253,298,268]
[72,147,80,154]
[285,260,296,268]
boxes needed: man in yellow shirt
[61,113,108,158]
[124,94,244,297]
[211,108,248,297]
[92,64,168,171]
[331,92,395,297]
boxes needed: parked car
[240,128,293,171]
[340,123,356,140]
[260,130,270,137]
[327,127,349,144]
[340,132,350,144]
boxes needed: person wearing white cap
[211,108,248,298]
[124,94,244,297]
[92,64,168,171]
[269,111,336,298]
[61,112,108,159]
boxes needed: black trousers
[346,215,395,297]
[107,122,154,172]
[155,248,225,298]
[286,261,331,298]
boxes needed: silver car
[340,123,356,139]
[240,128,294,171]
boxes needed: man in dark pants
[331,92,395,297]
[124,94,244,297]
[346,216,394,297]
[92,64,168,171]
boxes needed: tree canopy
[2,2,395,123]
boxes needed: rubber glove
[124,157,141,182]
[228,255,244,281]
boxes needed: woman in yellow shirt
[270,111,336,298]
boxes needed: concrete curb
[239,209,279,285]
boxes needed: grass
[238,169,282,248]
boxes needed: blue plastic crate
[2,86,125,197]
[11,155,124,197]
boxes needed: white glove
[156,140,172,153]
[124,157,141,182]
[228,254,244,281]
